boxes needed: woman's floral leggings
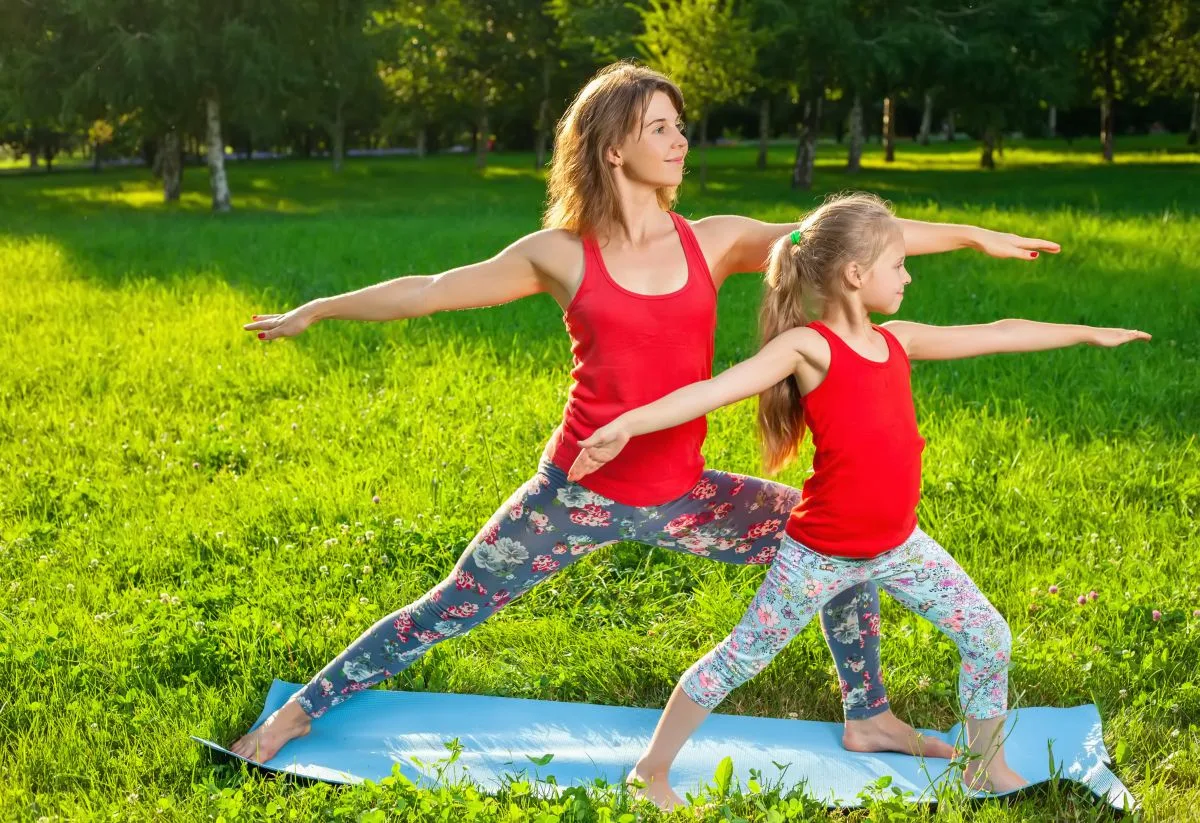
[682,528,1012,720]
[292,461,892,720]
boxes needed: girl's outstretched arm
[883,319,1151,361]
[568,327,823,481]
[243,230,579,340]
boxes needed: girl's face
[608,91,688,188]
[857,235,911,315]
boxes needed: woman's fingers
[1018,236,1061,253]
[243,314,281,331]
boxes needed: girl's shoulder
[775,324,833,368]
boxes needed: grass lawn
[1,135,1198,821]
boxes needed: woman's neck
[600,177,667,247]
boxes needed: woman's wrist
[303,298,331,322]
[961,225,987,252]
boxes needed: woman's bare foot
[964,761,1028,794]
[842,709,958,759]
[626,766,685,812]
[229,699,312,763]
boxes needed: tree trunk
[416,126,428,158]
[205,95,232,212]
[882,95,896,162]
[43,144,54,171]
[331,104,345,173]
[28,147,38,169]
[92,142,102,173]
[756,98,770,170]
[1188,90,1198,145]
[944,109,955,141]
[847,94,864,173]
[1189,90,1199,145]
[917,90,933,145]
[698,113,709,191]
[535,56,552,169]
[475,97,489,170]
[161,130,182,202]
[1047,105,1057,139]
[980,126,996,169]
[791,95,821,190]
[1100,96,1114,162]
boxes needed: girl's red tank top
[545,212,717,506]
[785,321,925,557]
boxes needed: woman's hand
[243,302,322,341]
[969,227,1061,260]
[568,424,632,482]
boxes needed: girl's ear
[843,261,863,290]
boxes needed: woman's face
[609,91,688,189]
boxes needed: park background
[2,0,1199,820]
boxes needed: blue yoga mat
[194,680,1135,809]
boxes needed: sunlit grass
[1,137,1197,821]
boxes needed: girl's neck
[817,298,875,341]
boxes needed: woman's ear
[605,144,623,168]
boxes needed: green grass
[1,135,1198,821]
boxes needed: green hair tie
[790,229,803,245]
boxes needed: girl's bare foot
[842,709,958,759]
[626,766,685,812]
[964,761,1028,794]
[229,699,312,763]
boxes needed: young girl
[232,62,1059,765]
[568,192,1148,807]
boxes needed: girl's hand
[568,425,631,482]
[243,303,321,340]
[971,228,1061,260]
[1090,327,1152,347]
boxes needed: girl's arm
[695,216,1060,287]
[883,319,1151,361]
[244,230,577,340]
[568,328,822,481]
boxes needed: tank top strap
[806,320,838,349]
[668,212,716,295]
[874,324,912,369]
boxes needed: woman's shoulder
[514,229,586,285]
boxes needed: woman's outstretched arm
[244,229,579,340]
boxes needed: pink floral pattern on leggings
[681,527,1011,720]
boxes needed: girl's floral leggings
[682,528,1012,720]
[292,461,893,720]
